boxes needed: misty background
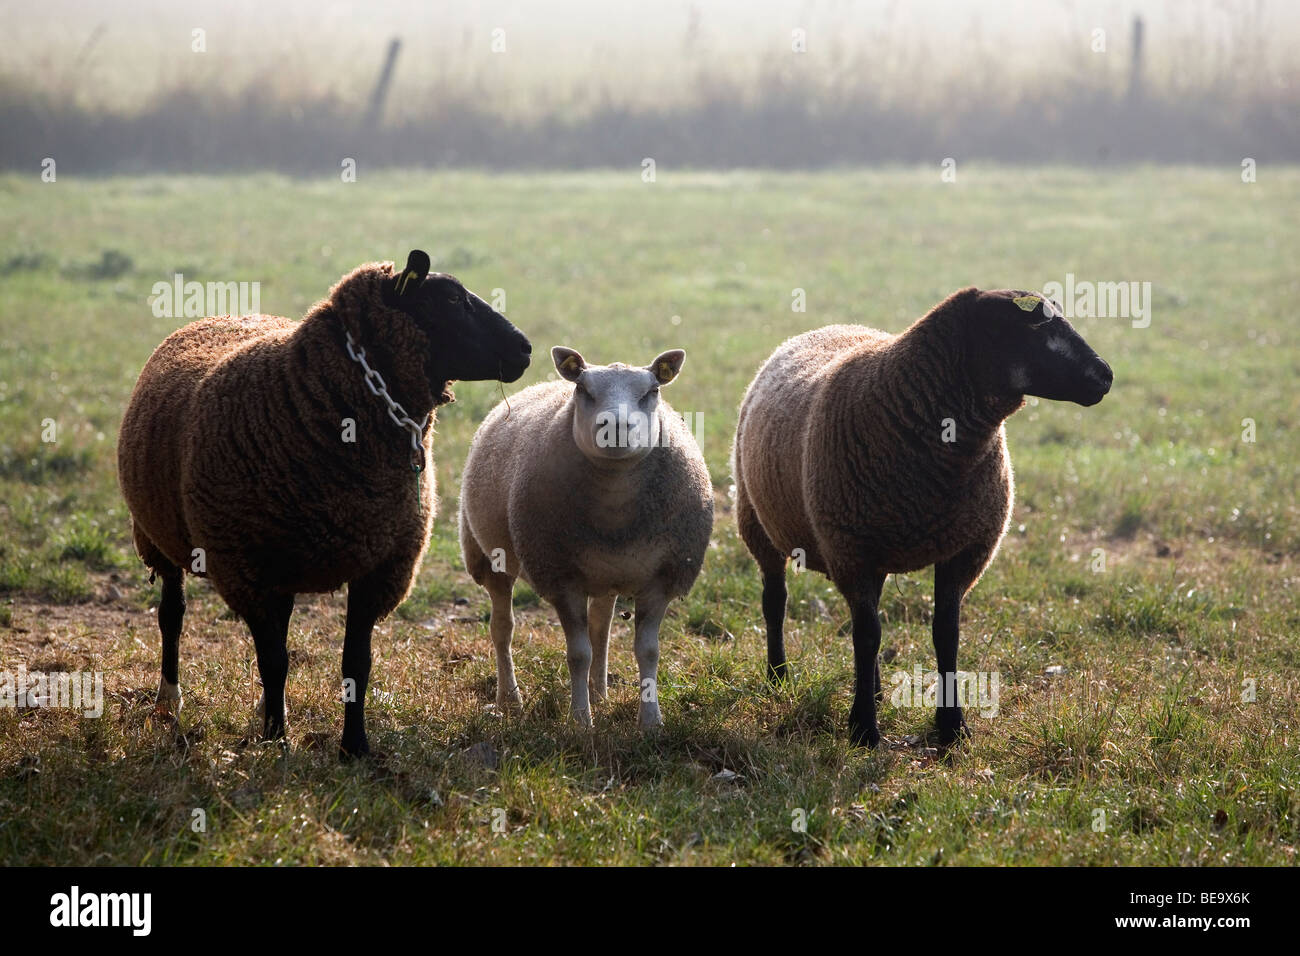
[3,0,1298,170]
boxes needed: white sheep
[458,346,714,729]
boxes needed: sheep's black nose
[1088,359,1113,392]
[520,340,532,356]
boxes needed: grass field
[0,166,1297,865]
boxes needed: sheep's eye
[642,386,660,402]
[447,292,462,306]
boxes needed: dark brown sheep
[118,250,532,757]
[732,288,1112,748]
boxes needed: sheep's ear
[1013,291,1060,326]
[980,289,1053,327]
[394,250,430,297]
[1038,294,1063,318]
[649,349,685,385]
[552,346,586,382]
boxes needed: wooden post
[366,38,402,129]
[1127,16,1144,103]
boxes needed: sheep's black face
[975,289,1113,407]
[385,251,532,385]
[412,275,532,384]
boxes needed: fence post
[366,38,402,130]
[1127,16,1144,103]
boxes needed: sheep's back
[460,380,572,576]
[118,314,298,570]
[735,324,891,570]
[184,315,442,604]
[805,331,1013,578]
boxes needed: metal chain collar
[345,331,430,473]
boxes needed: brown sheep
[117,250,532,758]
[732,288,1112,748]
[458,346,713,729]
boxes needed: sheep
[458,346,713,729]
[117,250,532,758]
[732,288,1112,748]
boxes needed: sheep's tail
[131,518,174,579]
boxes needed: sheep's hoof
[339,735,371,762]
[588,684,608,705]
[765,660,790,684]
[935,715,971,750]
[638,711,665,733]
[848,713,881,749]
[255,693,289,737]
[570,708,593,729]
[259,712,288,744]
[149,693,181,729]
[154,679,182,716]
[148,705,177,730]
[496,687,524,712]
[261,723,287,744]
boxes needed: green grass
[0,166,1297,865]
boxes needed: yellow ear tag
[1013,295,1042,311]
[561,356,581,376]
[397,270,416,295]
[657,361,672,381]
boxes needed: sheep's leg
[932,554,983,748]
[553,592,593,727]
[247,593,295,742]
[339,588,382,759]
[736,484,790,682]
[154,567,186,719]
[845,574,886,748]
[489,580,523,711]
[633,593,668,730]
[587,594,617,704]
[761,572,789,683]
